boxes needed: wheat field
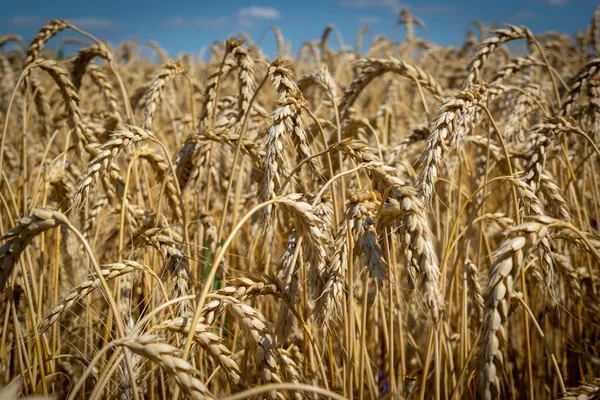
[0,8,599,400]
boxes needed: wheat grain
[117,335,215,400]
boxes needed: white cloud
[70,17,115,29]
[548,0,568,5]
[339,0,403,13]
[164,16,186,27]
[358,16,380,24]
[237,7,280,20]
[164,16,230,28]
[9,16,42,26]
[165,7,281,29]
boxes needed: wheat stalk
[139,60,186,130]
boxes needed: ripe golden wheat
[1,8,600,399]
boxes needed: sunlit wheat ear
[225,300,284,399]
[380,185,444,323]
[44,163,73,211]
[278,194,330,270]
[560,58,600,116]
[521,116,582,192]
[0,209,69,291]
[198,212,224,276]
[333,150,429,304]
[38,261,146,334]
[28,77,51,136]
[296,41,320,64]
[297,64,339,106]
[338,58,443,121]
[147,39,169,63]
[261,61,321,210]
[29,59,91,157]
[71,41,113,91]
[417,84,507,201]
[463,24,531,88]
[258,96,297,222]
[561,378,600,399]
[490,55,545,86]
[478,220,553,400]
[364,35,394,58]
[82,197,109,239]
[308,194,334,292]
[129,224,189,313]
[202,129,264,165]
[231,39,256,123]
[275,195,331,338]
[198,277,281,330]
[275,232,299,340]
[117,335,215,400]
[539,172,571,223]
[292,96,323,176]
[197,294,284,398]
[464,259,484,324]
[140,60,186,130]
[397,8,425,44]
[215,276,280,304]
[174,132,210,191]
[138,147,183,221]
[0,53,16,106]
[335,137,381,163]
[156,318,242,386]
[348,190,387,283]
[72,126,153,211]
[501,83,540,142]
[23,19,70,85]
[277,347,303,399]
[198,43,237,129]
[270,26,285,59]
[0,34,22,49]
[552,253,582,301]
[314,214,348,328]
[335,138,414,193]
[268,59,298,97]
[391,126,429,159]
[166,249,192,315]
[510,177,558,295]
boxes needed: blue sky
[1,0,598,58]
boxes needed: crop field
[0,7,600,399]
